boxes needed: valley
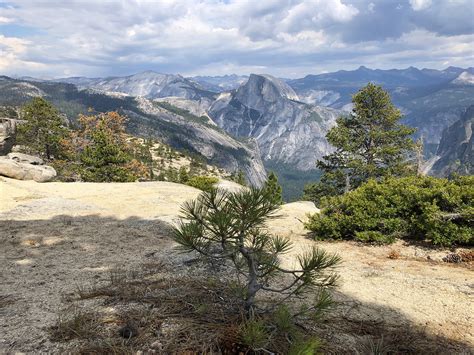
[2,65,474,199]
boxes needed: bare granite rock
[208,74,341,170]
[7,152,44,165]
[0,155,56,182]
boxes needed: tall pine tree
[16,98,67,160]
[304,83,416,203]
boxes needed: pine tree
[263,171,283,204]
[16,97,67,160]
[178,166,190,183]
[173,188,340,312]
[304,83,416,203]
[78,112,146,182]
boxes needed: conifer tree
[16,97,67,160]
[173,188,340,313]
[263,171,283,204]
[179,166,190,183]
[232,170,247,186]
[78,112,146,182]
[304,83,416,203]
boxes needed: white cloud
[0,16,14,23]
[409,0,433,11]
[0,0,472,78]
[0,35,45,73]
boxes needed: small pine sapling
[173,187,340,313]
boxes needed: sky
[0,0,473,79]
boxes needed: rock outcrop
[0,118,17,155]
[208,74,341,170]
[0,153,56,182]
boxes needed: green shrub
[305,175,474,246]
[186,176,219,192]
[355,231,395,244]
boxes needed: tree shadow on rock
[0,214,179,353]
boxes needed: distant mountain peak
[442,66,465,75]
[138,70,159,74]
[452,71,474,85]
[242,74,299,101]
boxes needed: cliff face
[430,105,474,176]
[134,97,267,186]
[208,74,340,170]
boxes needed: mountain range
[286,66,474,150]
[3,65,474,198]
[0,76,266,186]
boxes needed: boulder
[215,179,247,193]
[0,156,56,182]
[7,152,44,165]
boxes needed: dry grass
[387,249,401,259]
[48,261,473,354]
[75,340,136,355]
[49,306,101,342]
[52,264,328,354]
[52,266,249,353]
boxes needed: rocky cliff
[429,105,474,176]
[133,97,267,185]
[208,74,340,170]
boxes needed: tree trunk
[240,245,260,313]
[45,143,51,160]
